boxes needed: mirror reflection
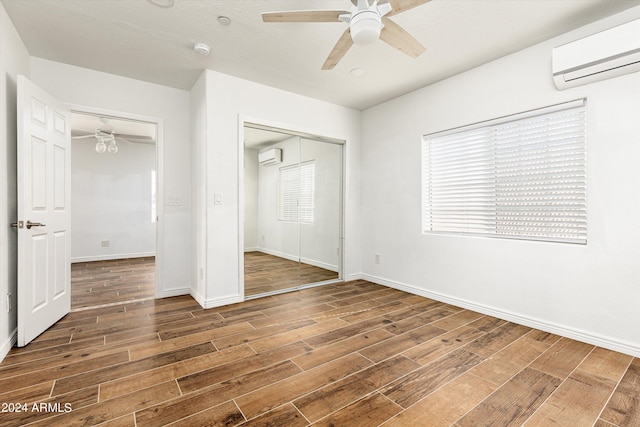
[244,125,343,297]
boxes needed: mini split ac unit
[258,148,282,166]
[552,18,640,90]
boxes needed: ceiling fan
[72,117,155,154]
[262,0,430,70]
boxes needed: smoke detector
[217,16,231,26]
[194,43,210,56]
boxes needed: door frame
[68,104,164,298]
[238,115,346,300]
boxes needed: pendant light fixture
[94,131,118,154]
[95,138,107,153]
[107,139,118,154]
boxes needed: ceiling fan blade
[113,133,154,142]
[322,28,354,70]
[262,10,347,23]
[115,136,155,145]
[71,134,96,140]
[380,17,425,58]
[386,0,431,16]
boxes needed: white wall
[193,69,361,308]
[190,72,207,301]
[30,58,191,298]
[254,137,341,271]
[361,8,640,356]
[0,2,30,360]
[71,137,156,262]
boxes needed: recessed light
[217,16,232,26]
[350,68,365,77]
[194,43,210,56]
[148,0,174,7]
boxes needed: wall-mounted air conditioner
[258,148,282,166]
[552,18,640,90]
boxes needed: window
[422,99,586,244]
[279,161,315,223]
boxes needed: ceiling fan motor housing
[261,0,423,70]
[350,10,382,45]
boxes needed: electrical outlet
[101,240,110,248]
[375,254,380,264]
[6,293,11,313]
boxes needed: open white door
[16,75,71,346]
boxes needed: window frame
[422,99,587,244]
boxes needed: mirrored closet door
[244,125,343,298]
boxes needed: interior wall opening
[70,111,159,310]
[243,122,345,299]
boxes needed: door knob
[26,221,45,229]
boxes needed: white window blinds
[279,161,315,223]
[279,164,299,222]
[298,162,315,223]
[422,99,586,244]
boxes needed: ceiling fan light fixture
[350,10,382,45]
[107,140,118,154]
[95,139,107,154]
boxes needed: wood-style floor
[1,280,638,426]
[244,252,339,297]
[71,257,156,310]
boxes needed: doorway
[69,110,159,310]
[242,122,344,298]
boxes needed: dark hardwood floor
[1,280,638,426]
[71,257,156,310]
[244,252,339,297]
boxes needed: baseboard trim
[156,287,190,299]
[345,272,366,281]
[190,289,206,308]
[254,248,339,272]
[71,252,156,263]
[0,329,17,363]
[300,257,339,273]
[190,290,243,310]
[361,273,640,358]
[256,248,298,263]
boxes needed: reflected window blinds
[279,161,315,223]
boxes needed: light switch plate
[165,195,182,206]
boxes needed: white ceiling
[3,0,639,110]
[244,127,292,150]
[71,112,157,144]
